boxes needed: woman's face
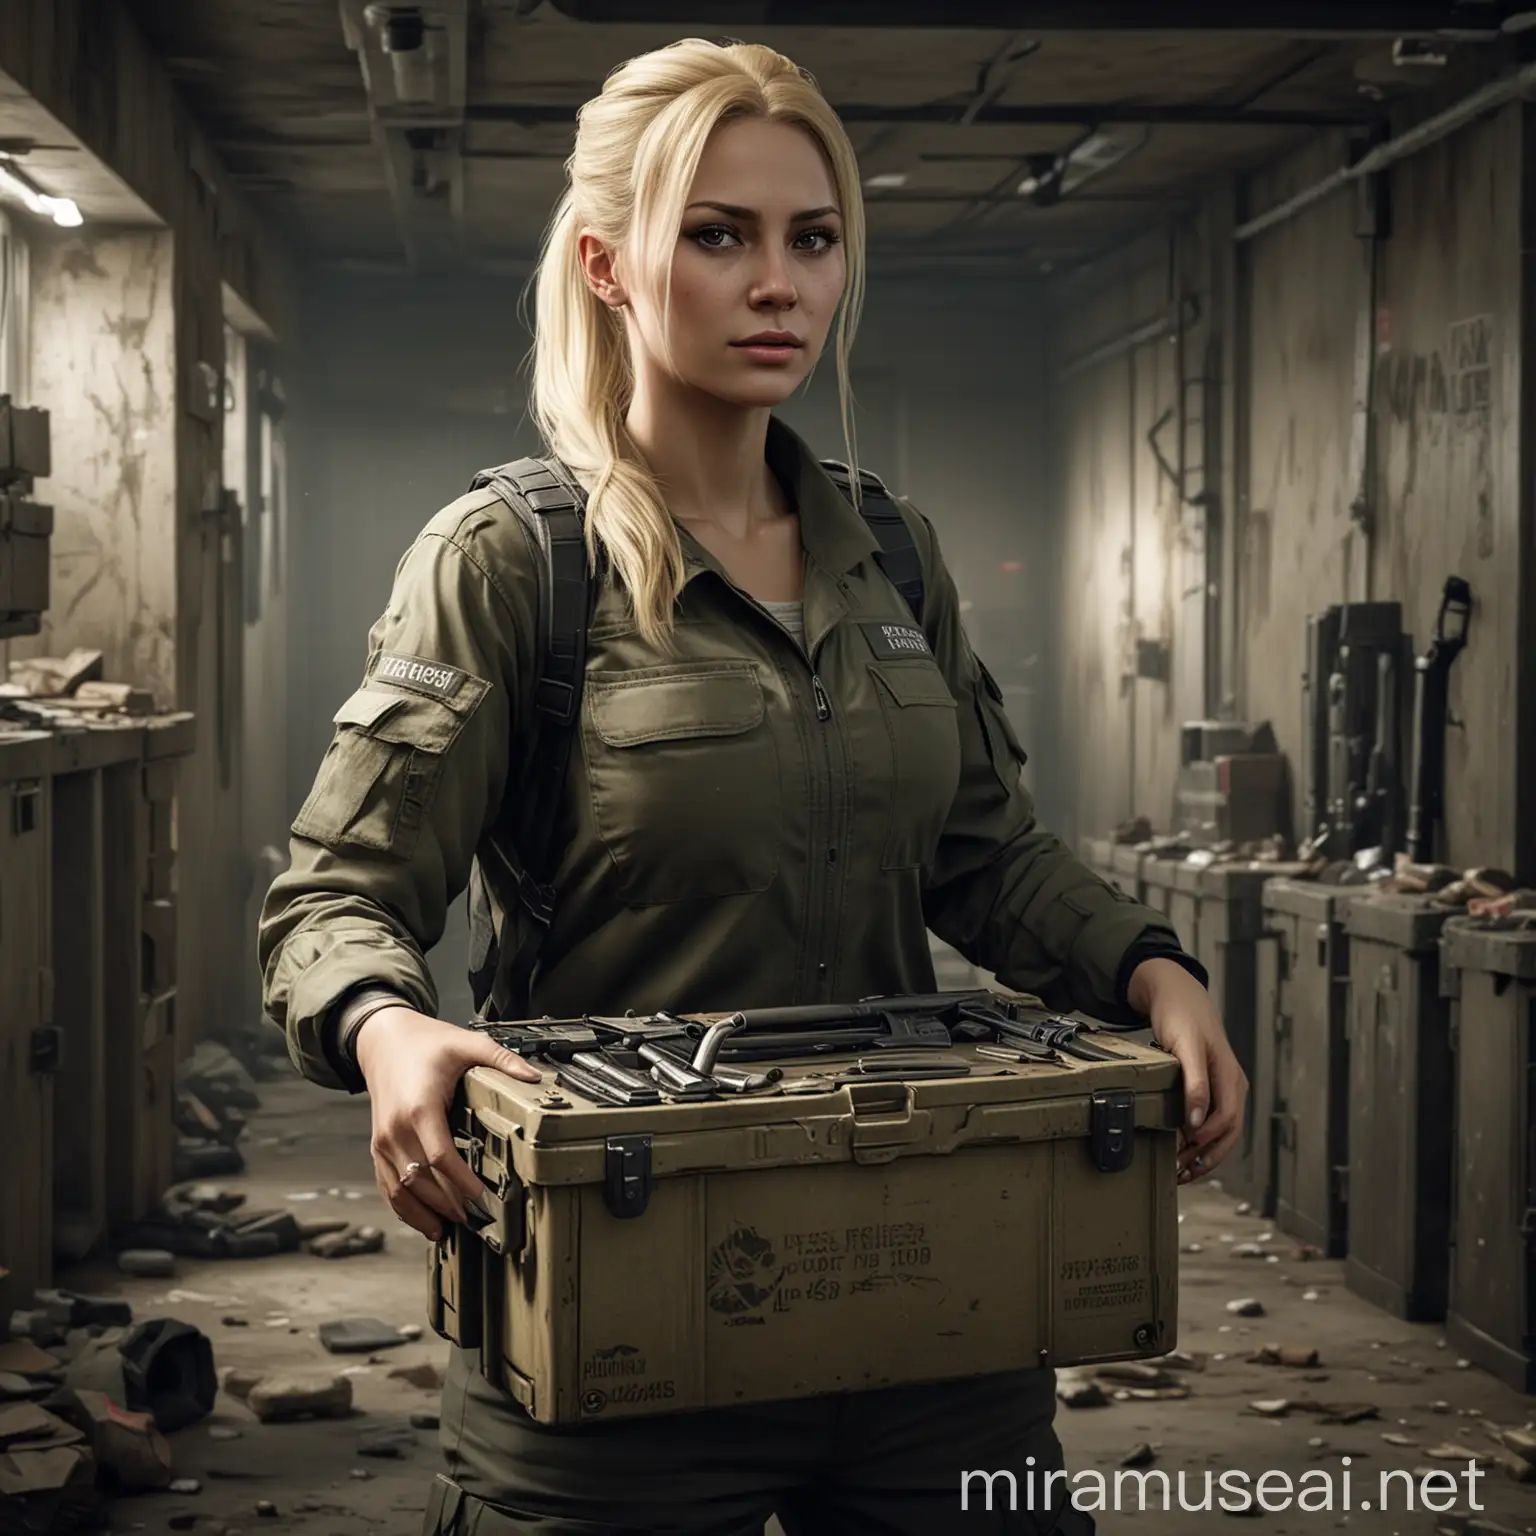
[626,116,847,408]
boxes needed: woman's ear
[577,231,628,309]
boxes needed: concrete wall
[20,231,179,698]
[1372,108,1521,870]
[1050,232,1200,846]
[1241,109,1521,868]
[288,271,1054,1020]
[1050,92,1528,874]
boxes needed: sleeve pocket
[975,660,1029,790]
[291,686,475,855]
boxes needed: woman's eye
[796,227,841,253]
[692,225,740,249]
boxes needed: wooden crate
[0,732,54,1320]
[50,726,148,1261]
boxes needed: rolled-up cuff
[1114,937,1210,1016]
[326,984,414,1093]
[272,924,439,1091]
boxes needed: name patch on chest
[374,651,468,700]
[859,620,933,661]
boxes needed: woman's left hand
[1127,958,1248,1185]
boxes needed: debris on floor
[245,1374,355,1424]
[318,1318,413,1355]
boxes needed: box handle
[847,1083,926,1164]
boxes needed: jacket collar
[677,414,882,581]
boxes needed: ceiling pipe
[543,0,1511,35]
[466,101,1371,128]
[1235,60,1536,240]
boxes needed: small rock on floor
[1057,1379,1109,1409]
[247,1373,353,1423]
[388,1361,444,1391]
[116,1249,176,1279]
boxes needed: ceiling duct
[542,0,1512,36]
[340,0,470,271]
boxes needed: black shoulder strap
[818,459,925,625]
[464,456,590,1019]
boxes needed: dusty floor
[64,1071,1536,1536]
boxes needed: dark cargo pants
[423,1346,1096,1536]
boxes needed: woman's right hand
[354,1006,543,1241]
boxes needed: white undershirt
[758,597,805,645]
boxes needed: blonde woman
[261,36,1244,1536]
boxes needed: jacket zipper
[736,590,840,1002]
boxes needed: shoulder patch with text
[859,620,933,661]
[373,651,468,700]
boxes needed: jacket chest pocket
[869,662,961,871]
[582,662,781,905]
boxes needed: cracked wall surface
[1050,107,1524,872]
[1244,111,1520,868]
[20,229,178,703]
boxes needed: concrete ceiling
[119,0,1526,277]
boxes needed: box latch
[604,1133,652,1219]
[1089,1089,1135,1173]
[11,781,39,835]
[29,1026,62,1075]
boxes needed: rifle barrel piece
[996,1018,1128,1062]
[637,1043,717,1098]
[839,1060,973,1082]
[719,991,991,1034]
[974,1042,1065,1066]
[689,1014,745,1077]
[706,1062,783,1093]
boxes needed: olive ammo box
[429,996,1182,1425]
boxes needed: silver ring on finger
[400,1160,424,1185]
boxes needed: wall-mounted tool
[1406,576,1473,864]
[1303,602,1409,858]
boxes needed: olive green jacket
[260,417,1183,1090]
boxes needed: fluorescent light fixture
[1018,130,1142,201]
[1017,158,1063,198]
[0,159,82,227]
[865,172,908,189]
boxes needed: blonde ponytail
[526,38,867,649]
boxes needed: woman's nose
[750,250,797,306]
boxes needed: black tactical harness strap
[465,454,923,1019]
[820,459,926,625]
[465,457,593,1017]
